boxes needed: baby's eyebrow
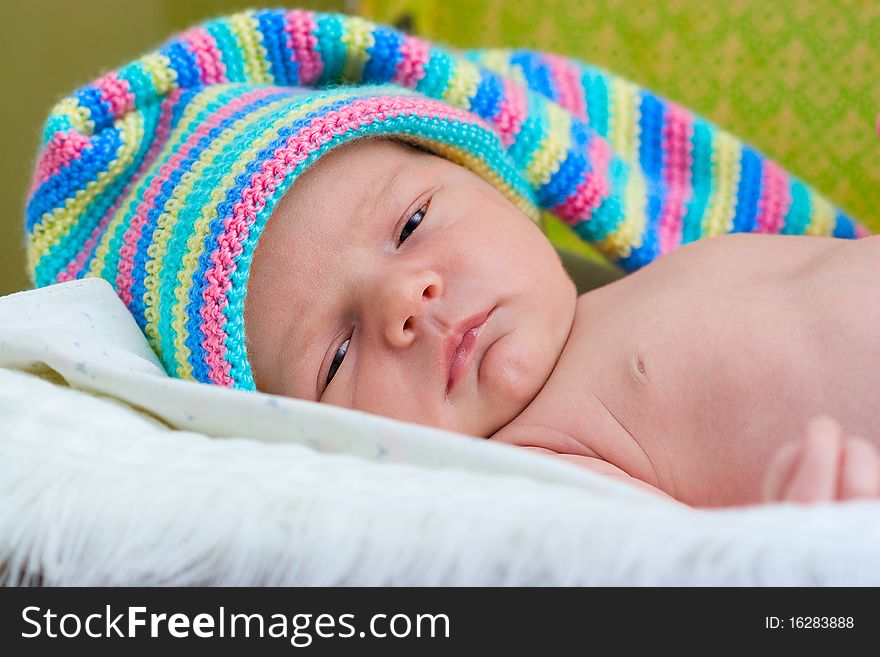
[275,315,317,401]
[273,253,339,403]
[366,159,408,229]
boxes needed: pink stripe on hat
[658,104,693,255]
[552,136,612,224]
[30,130,90,194]
[545,54,586,121]
[493,77,527,147]
[855,224,872,238]
[182,27,227,85]
[755,160,791,234]
[285,9,323,85]
[393,34,430,88]
[93,72,136,120]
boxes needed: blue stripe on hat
[470,69,503,121]
[26,127,124,231]
[732,147,763,233]
[255,9,299,85]
[364,27,402,83]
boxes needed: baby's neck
[487,288,665,490]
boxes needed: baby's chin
[464,330,561,438]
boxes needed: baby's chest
[511,235,880,503]
[520,282,831,501]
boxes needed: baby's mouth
[445,307,495,394]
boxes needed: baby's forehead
[257,139,432,263]
[279,138,440,225]
[285,138,429,205]
[307,137,436,180]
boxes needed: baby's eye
[398,202,427,245]
[325,337,350,388]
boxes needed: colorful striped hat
[24,9,866,391]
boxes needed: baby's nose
[377,269,443,347]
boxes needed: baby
[244,137,880,509]
[24,9,878,510]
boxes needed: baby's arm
[526,415,880,508]
[522,446,683,505]
[762,416,880,504]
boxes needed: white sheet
[1,278,879,585]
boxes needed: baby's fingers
[781,415,842,503]
[838,436,880,500]
[762,441,801,503]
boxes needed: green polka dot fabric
[364,0,880,247]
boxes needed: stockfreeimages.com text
[22,605,450,646]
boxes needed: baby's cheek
[350,379,436,426]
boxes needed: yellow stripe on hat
[598,166,648,259]
[50,96,95,137]
[229,11,273,85]
[806,192,836,236]
[139,52,177,97]
[92,53,177,286]
[702,131,742,237]
[475,49,528,87]
[608,76,639,164]
[524,102,571,188]
[341,15,375,82]
[442,58,481,110]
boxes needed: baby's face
[244,138,576,437]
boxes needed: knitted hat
[25,9,865,390]
[24,11,543,389]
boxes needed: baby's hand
[762,415,880,504]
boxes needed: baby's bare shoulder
[691,231,840,263]
[802,233,879,271]
[796,233,879,313]
[670,232,868,286]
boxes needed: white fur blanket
[1,278,879,585]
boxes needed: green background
[3,0,877,296]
